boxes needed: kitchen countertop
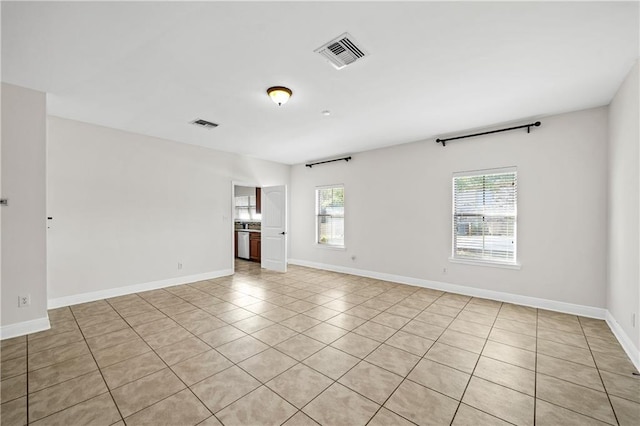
[235,229,261,233]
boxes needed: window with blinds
[316,185,345,247]
[235,195,259,220]
[452,168,517,265]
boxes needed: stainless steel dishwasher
[237,231,250,259]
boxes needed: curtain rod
[436,121,541,147]
[306,156,352,168]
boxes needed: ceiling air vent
[314,32,368,70]
[191,118,218,129]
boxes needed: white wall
[607,60,639,354]
[290,107,608,310]
[47,116,289,304]
[1,83,49,335]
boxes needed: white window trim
[452,166,518,267]
[315,184,345,248]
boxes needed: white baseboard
[606,311,640,371]
[288,259,607,319]
[0,316,51,340]
[48,269,234,309]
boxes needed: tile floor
[1,260,639,425]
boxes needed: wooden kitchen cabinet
[249,232,261,262]
[234,231,238,258]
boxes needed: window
[452,167,517,265]
[235,195,260,221]
[316,185,344,247]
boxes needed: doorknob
[280,232,286,235]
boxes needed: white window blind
[235,195,259,220]
[452,168,517,265]
[316,186,344,247]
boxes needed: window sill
[448,257,521,270]
[315,244,346,251]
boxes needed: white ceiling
[2,1,638,165]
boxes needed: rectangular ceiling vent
[314,32,368,70]
[191,118,218,129]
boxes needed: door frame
[230,180,260,275]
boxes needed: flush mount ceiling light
[267,86,292,106]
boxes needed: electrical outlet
[178,262,183,270]
[18,294,31,308]
[443,267,447,274]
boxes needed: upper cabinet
[256,187,261,214]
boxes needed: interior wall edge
[0,316,50,340]
[47,268,233,310]
[606,310,640,372]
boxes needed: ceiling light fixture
[267,86,292,106]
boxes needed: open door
[261,185,287,272]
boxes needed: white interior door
[261,185,287,272]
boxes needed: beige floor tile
[600,370,640,403]
[1,374,26,403]
[322,299,356,313]
[303,323,349,344]
[456,310,496,326]
[588,335,629,358]
[155,336,211,365]
[111,368,185,417]
[537,339,595,367]
[537,327,588,349]
[426,342,479,374]
[537,353,604,391]
[243,301,278,314]
[344,305,381,320]
[178,315,227,336]
[79,318,129,338]
[386,304,421,319]
[28,371,107,422]
[27,330,84,354]
[28,341,90,371]
[124,310,167,327]
[197,415,224,426]
[252,324,299,346]
[538,316,582,334]
[401,320,445,341]
[385,379,458,426]
[488,327,537,351]
[610,395,640,426]
[275,334,326,361]
[132,317,179,338]
[92,338,151,368]
[217,385,297,426]
[191,366,261,413]
[365,344,420,376]
[474,356,535,396]
[414,311,455,328]
[86,327,138,351]
[30,392,121,426]
[536,374,617,424]
[233,315,274,333]
[171,350,233,386]
[238,348,298,382]
[408,358,470,400]
[158,301,199,317]
[482,340,535,370]
[438,329,486,354]
[385,330,434,357]
[1,342,26,364]
[280,314,322,332]
[282,411,322,426]
[266,363,333,408]
[303,346,359,380]
[199,325,246,348]
[102,351,166,389]
[424,303,461,318]
[371,312,412,329]
[142,326,194,350]
[304,306,340,321]
[0,396,26,426]
[367,407,414,426]
[325,313,366,331]
[216,335,269,363]
[462,376,534,425]
[1,356,26,380]
[493,317,537,337]
[124,389,211,426]
[28,353,98,392]
[46,307,74,324]
[535,399,611,426]
[304,382,380,426]
[330,333,380,359]
[592,351,639,375]
[29,320,79,342]
[339,361,403,404]
[448,318,491,339]
[352,321,396,342]
[452,403,511,425]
